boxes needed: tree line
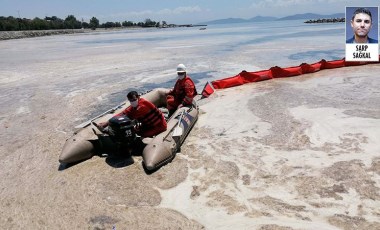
[0,15,165,31]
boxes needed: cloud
[98,6,203,22]
[127,10,154,17]
[250,0,310,8]
[158,6,202,15]
[250,0,345,8]
[123,6,202,18]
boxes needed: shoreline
[0,29,89,40]
[0,24,207,41]
[0,27,140,40]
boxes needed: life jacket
[120,98,167,130]
[171,75,197,105]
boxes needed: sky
[1,0,379,24]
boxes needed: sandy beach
[0,23,379,229]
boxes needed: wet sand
[0,27,380,229]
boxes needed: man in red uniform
[100,91,167,137]
[167,64,197,114]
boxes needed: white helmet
[176,64,187,73]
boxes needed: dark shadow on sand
[58,158,90,171]
[105,155,135,168]
[104,143,144,168]
[58,152,137,170]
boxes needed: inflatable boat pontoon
[59,88,199,171]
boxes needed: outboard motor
[108,115,137,146]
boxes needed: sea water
[0,20,346,118]
[89,20,345,105]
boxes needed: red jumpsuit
[167,75,197,111]
[118,98,167,137]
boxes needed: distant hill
[202,17,247,25]
[277,13,345,20]
[248,16,278,22]
[201,15,276,25]
[200,13,344,25]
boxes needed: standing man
[346,7,378,43]
[166,64,197,114]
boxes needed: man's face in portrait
[351,13,372,38]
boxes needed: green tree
[122,20,134,27]
[89,17,99,30]
[144,18,152,27]
[45,16,64,29]
[31,17,49,30]
[82,22,89,28]
[101,22,113,28]
[144,18,157,27]
[64,15,81,29]
[0,16,19,31]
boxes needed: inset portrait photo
[345,6,379,62]
[346,7,378,44]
